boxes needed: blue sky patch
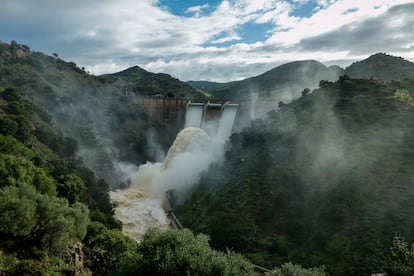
[239,21,273,44]
[290,0,319,18]
[158,0,221,17]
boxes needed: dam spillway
[136,97,278,135]
[185,101,239,138]
[110,99,240,241]
[137,98,242,135]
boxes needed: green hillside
[0,41,186,186]
[0,41,330,275]
[2,40,414,275]
[188,60,340,100]
[100,65,204,99]
[177,75,414,275]
[0,85,265,276]
[345,53,414,81]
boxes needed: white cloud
[0,0,413,81]
[186,4,210,17]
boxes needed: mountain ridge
[99,64,204,99]
[187,59,341,100]
[344,52,414,80]
[187,53,414,100]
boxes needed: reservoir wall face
[137,97,278,134]
[137,98,188,131]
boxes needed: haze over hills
[0,41,268,275]
[188,53,414,102]
[178,71,414,275]
[188,60,341,101]
[1,40,414,275]
[0,41,201,187]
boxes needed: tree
[385,234,414,276]
[134,228,255,276]
[63,137,79,158]
[0,184,89,254]
[0,185,37,236]
[265,263,327,276]
[319,80,331,88]
[0,154,56,195]
[301,88,311,96]
[339,74,350,82]
[35,195,89,254]
[84,222,139,274]
[0,117,18,136]
[0,87,22,101]
[57,173,86,203]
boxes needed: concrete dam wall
[136,97,278,135]
[137,98,188,129]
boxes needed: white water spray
[184,104,204,128]
[109,103,238,241]
[217,105,238,141]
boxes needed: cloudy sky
[1,0,413,82]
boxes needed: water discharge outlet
[109,101,239,241]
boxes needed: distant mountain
[345,53,414,81]
[100,65,204,99]
[188,60,341,101]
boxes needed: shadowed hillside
[177,75,414,275]
[188,60,341,102]
[0,41,204,187]
[100,65,204,99]
[2,40,414,275]
[345,53,414,81]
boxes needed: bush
[84,222,139,274]
[265,263,327,276]
[0,184,89,254]
[57,173,85,203]
[10,259,45,276]
[134,228,255,276]
[385,234,414,276]
[0,154,56,195]
[0,186,37,236]
[0,117,18,136]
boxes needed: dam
[185,101,239,139]
[137,98,245,135]
[109,99,240,240]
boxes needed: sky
[1,0,413,82]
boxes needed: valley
[0,40,414,275]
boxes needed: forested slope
[0,41,183,187]
[177,75,414,275]
[0,82,320,276]
[0,40,329,275]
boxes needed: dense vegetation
[0,41,186,187]
[2,40,414,275]
[345,53,414,81]
[0,84,120,274]
[177,73,414,275]
[100,65,204,99]
[0,63,268,275]
[0,86,324,274]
